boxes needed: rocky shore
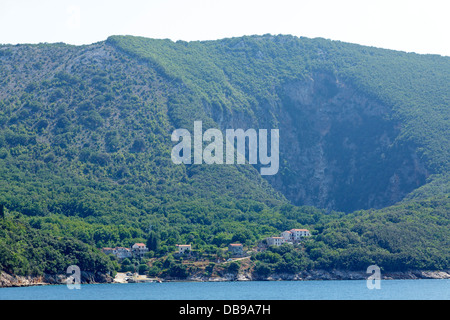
[185,269,450,282]
[0,271,113,288]
[2,269,449,287]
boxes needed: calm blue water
[0,280,448,300]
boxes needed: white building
[114,247,132,260]
[289,229,311,240]
[262,228,310,249]
[176,244,192,254]
[281,230,292,241]
[102,244,149,260]
[266,237,285,247]
[132,243,149,258]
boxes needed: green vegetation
[107,35,449,212]
[0,214,116,276]
[252,196,449,273]
[108,34,450,174]
[0,35,448,279]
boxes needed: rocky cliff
[0,271,113,288]
[203,71,429,212]
[186,269,450,282]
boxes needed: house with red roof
[132,243,149,258]
[289,229,311,240]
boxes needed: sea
[0,279,448,300]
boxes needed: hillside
[0,35,449,279]
[108,34,449,212]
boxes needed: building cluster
[102,229,310,262]
[266,228,310,246]
[102,243,149,260]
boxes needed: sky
[0,0,449,56]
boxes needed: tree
[226,261,240,274]
[130,138,145,153]
[231,229,253,244]
[168,263,188,278]
[138,264,149,275]
[105,131,120,152]
[254,262,271,277]
[147,231,160,251]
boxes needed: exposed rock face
[262,269,450,281]
[207,72,429,212]
[0,272,50,287]
[195,270,450,281]
[0,271,113,288]
[4,269,448,286]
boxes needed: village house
[102,243,149,260]
[176,244,192,254]
[114,247,132,260]
[266,237,285,247]
[101,247,115,255]
[289,229,311,240]
[228,243,244,256]
[264,228,311,247]
[281,230,292,242]
[132,243,149,259]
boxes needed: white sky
[0,0,449,56]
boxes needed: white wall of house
[177,245,191,254]
[290,229,310,240]
[267,237,285,246]
[281,231,292,241]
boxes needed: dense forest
[0,34,448,279]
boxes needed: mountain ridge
[0,34,448,277]
[107,34,449,211]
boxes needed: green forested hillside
[108,35,449,211]
[108,35,449,171]
[0,214,116,276]
[0,35,448,278]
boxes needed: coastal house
[260,228,311,250]
[114,247,132,260]
[266,237,285,247]
[102,243,149,260]
[289,229,311,240]
[281,230,292,242]
[228,243,244,256]
[132,243,149,258]
[176,244,191,254]
[102,247,115,255]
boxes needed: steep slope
[0,215,115,279]
[108,34,449,212]
[0,41,285,219]
[0,35,449,277]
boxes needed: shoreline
[0,271,114,288]
[3,269,449,288]
[182,269,450,283]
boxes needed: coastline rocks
[0,272,49,287]
[0,271,113,288]
[2,269,449,287]
[257,269,450,281]
[195,269,450,282]
[419,271,450,279]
